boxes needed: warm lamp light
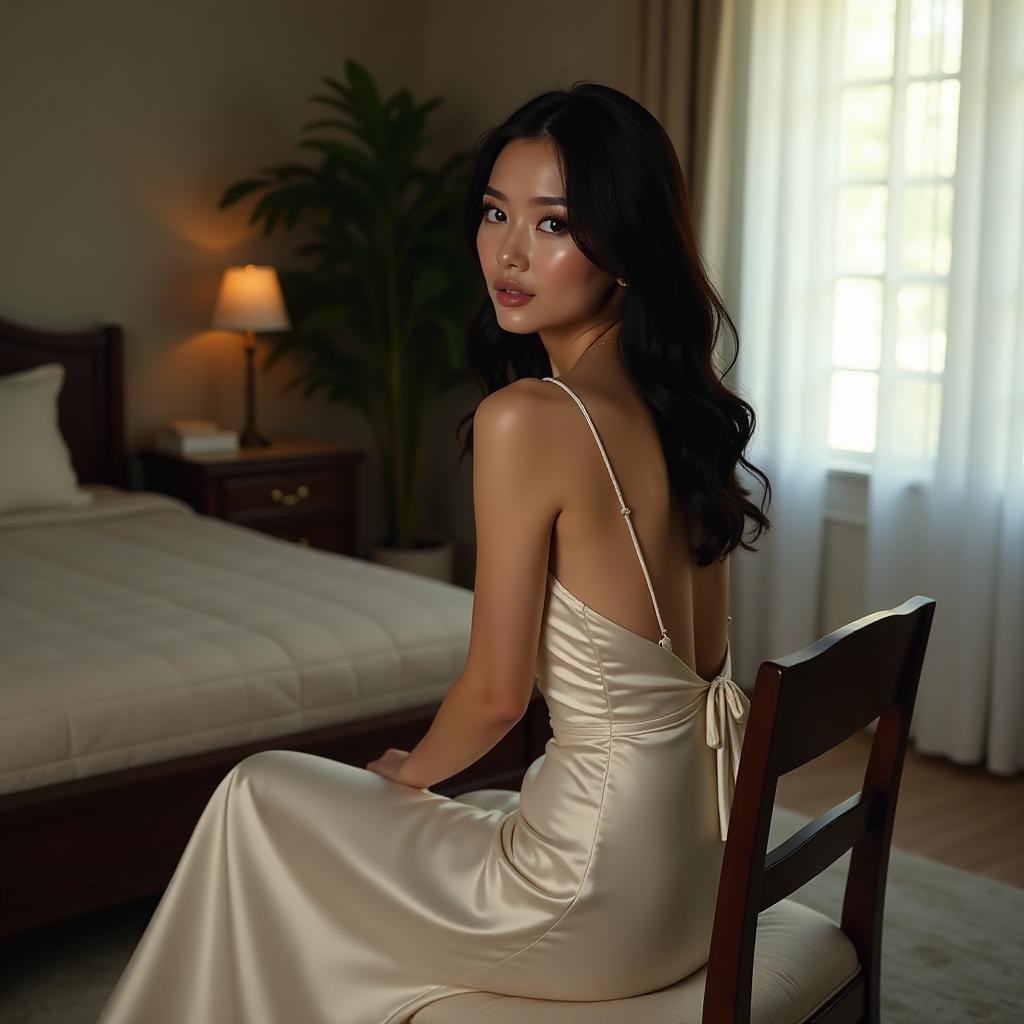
[211,264,291,447]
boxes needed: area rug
[0,805,1020,1023]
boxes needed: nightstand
[138,437,366,554]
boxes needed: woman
[97,81,771,1024]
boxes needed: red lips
[493,277,534,295]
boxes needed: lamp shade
[211,264,290,331]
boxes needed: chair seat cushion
[410,898,861,1024]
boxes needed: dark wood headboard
[0,314,126,487]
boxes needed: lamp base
[240,339,270,448]
[239,426,271,448]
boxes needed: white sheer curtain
[708,0,839,699]
[707,0,1023,774]
[863,2,1024,774]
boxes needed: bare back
[534,367,730,683]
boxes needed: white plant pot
[370,538,457,583]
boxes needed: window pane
[838,185,888,274]
[829,370,878,453]
[908,0,964,76]
[896,284,947,373]
[843,0,896,80]
[833,278,883,369]
[841,85,892,177]
[902,184,953,274]
[905,79,960,178]
[891,377,942,458]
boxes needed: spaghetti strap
[542,376,674,653]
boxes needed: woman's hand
[365,748,420,787]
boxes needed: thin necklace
[579,337,618,360]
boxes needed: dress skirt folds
[96,573,747,1024]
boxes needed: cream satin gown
[95,376,750,1024]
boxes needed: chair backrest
[702,594,936,1024]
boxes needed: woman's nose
[496,220,532,266]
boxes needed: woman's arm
[397,379,563,789]
[397,676,523,789]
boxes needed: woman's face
[476,137,618,337]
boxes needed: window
[828,0,963,463]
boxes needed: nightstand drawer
[221,468,348,521]
[138,438,365,556]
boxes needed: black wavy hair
[454,81,771,566]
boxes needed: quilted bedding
[0,486,473,795]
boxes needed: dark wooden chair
[412,593,936,1024]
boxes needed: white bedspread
[0,486,474,795]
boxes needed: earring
[617,277,630,287]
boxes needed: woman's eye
[480,203,567,235]
[539,215,567,235]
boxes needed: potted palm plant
[217,59,480,581]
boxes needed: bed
[0,313,551,937]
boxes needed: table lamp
[211,264,291,448]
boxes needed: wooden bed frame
[0,313,552,938]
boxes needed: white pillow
[0,363,96,515]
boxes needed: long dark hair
[454,81,771,567]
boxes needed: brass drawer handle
[270,484,310,506]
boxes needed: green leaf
[217,178,270,209]
[300,117,365,139]
[298,139,375,176]
[295,303,352,336]
[322,75,356,102]
[344,59,382,113]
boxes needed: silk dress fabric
[95,377,750,1024]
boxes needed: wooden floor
[774,728,1024,887]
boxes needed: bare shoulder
[473,377,563,442]
[472,378,568,516]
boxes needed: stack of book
[155,419,240,456]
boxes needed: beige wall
[420,0,622,158]
[0,0,622,582]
